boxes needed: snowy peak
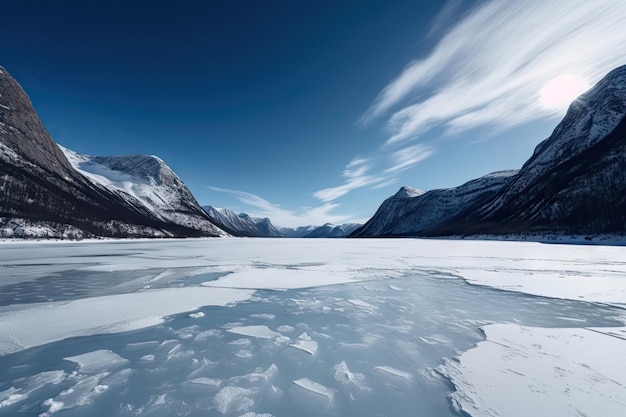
[395,186,424,198]
[358,65,626,238]
[0,66,227,238]
[454,65,626,236]
[203,206,282,237]
[300,223,362,238]
[59,145,226,235]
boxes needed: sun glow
[538,74,591,111]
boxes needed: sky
[2,0,626,227]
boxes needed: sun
[538,74,591,111]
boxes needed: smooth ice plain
[0,238,625,417]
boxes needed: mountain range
[203,206,360,238]
[2,63,626,240]
[353,65,626,239]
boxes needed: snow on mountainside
[352,171,517,237]
[436,65,626,236]
[203,206,282,237]
[303,223,362,238]
[279,225,318,238]
[481,65,626,217]
[60,146,228,236]
[0,66,226,238]
[357,65,626,239]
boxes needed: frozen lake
[0,238,625,417]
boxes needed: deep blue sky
[3,0,625,226]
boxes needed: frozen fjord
[0,238,625,417]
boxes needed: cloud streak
[363,0,626,145]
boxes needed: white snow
[332,361,369,390]
[202,267,362,290]
[289,332,318,355]
[373,366,412,380]
[440,323,626,417]
[0,287,253,355]
[64,350,129,374]
[292,378,334,401]
[212,386,255,414]
[1,238,626,416]
[227,326,282,339]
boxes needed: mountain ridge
[353,65,626,239]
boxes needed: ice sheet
[64,350,129,374]
[0,287,253,355]
[292,378,334,401]
[440,323,626,417]
[227,326,282,339]
[289,332,318,355]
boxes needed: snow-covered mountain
[60,147,226,236]
[302,223,362,238]
[279,225,318,238]
[0,66,227,238]
[203,206,282,237]
[355,64,626,238]
[352,172,517,237]
[446,64,626,236]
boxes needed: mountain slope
[356,65,626,238]
[303,223,362,238]
[279,225,317,238]
[204,206,282,237]
[351,172,517,237]
[0,66,226,238]
[61,147,226,235]
[431,65,626,236]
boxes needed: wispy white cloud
[312,145,436,203]
[313,157,389,203]
[363,0,626,145]
[384,144,435,174]
[208,186,355,227]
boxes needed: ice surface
[347,299,376,309]
[332,361,369,390]
[0,238,625,417]
[227,326,282,339]
[64,350,129,374]
[373,366,412,380]
[213,386,255,414]
[0,287,253,355]
[292,378,334,401]
[290,332,318,355]
[440,323,626,417]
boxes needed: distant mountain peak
[203,206,282,237]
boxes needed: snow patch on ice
[212,386,255,414]
[227,325,281,339]
[373,366,412,380]
[332,361,369,390]
[290,332,318,355]
[292,378,334,401]
[63,350,129,374]
[0,287,254,355]
[441,323,626,417]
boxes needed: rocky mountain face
[351,172,517,237]
[0,66,227,238]
[203,206,282,237]
[353,65,626,238]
